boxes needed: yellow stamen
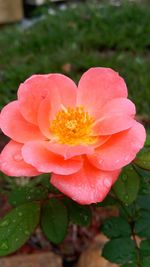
[50,106,96,145]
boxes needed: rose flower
[0,68,146,204]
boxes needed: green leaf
[95,195,117,207]
[133,165,150,180]
[102,238,136,264]
[40,175,60,193]
[140,239,150,257]
[135,211,150,238]
[41,198,68,244]
[64,199,92,227]
[137,195,150,211]
[113,165,140,205]
[8,186,48,206]
[121,264,137,267]
[141,256,150,267]
[145,132,150,147]
[0,202,40,256]
[134,148,150,171]
[102,217,131,238]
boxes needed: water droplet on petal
[0,219,9,227]
[115,159,120,163]
[0,241,9,250]
[99,159,103,164]
[2,162,7,167]
[13,154,23,161]
[103,178,111,188]
[124,156,129,162]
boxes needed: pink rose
[0,68,146,204]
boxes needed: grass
[0,1,150,115]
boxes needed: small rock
[77,234,118,267]
[0,252,62,267]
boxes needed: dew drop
[99,159,103,164]
[103,178,111,188]
[13,154,23,161]
[15,238,19,242]
[24,230,30,235]
[18,212,23,217]
[122,174,127,181]
[0,219,9,227]
[125,195,129,200]
[124,156,129,162]
[83,215,88,221]
[2,162,7,167]
[115,159,120,163]
[0,241,9,250]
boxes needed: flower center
[51,106,96,145]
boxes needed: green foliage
[102,217,131,238]
[95,195,117,207]
[133,165,150,195]
[140,239,150,257]
[135,211,150,238]
[40,175,60,193]
[141,257,150,267]
[137,195,150,211]
[0,202,40,256]
[145,132,150,147]
[41,198,68,244]
[113,165,140,205]
[8,185,48,206]
[121,264,137,267]
[63,199,92,227]
[134,148,150,171]
[102,238,136,264]
[102,157,150,265]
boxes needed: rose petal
[22,141,83,175]
[18,74,77,125]
[51,158,121,204]
[46,136,110,159]
[88,121,146,171]
[0,101,44,143]
[93,98,136,135]
[77,68,128,118]
[0,140,41,177]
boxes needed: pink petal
[0,101,44,143]
[46,143,95,159]
[93,98,136,135]
[77,68,128,118]
[37,93,59,139]
[51,158,121,204]
[0,141,41,177]
[46,136,109,159]
[88,121,146,171]
[18,74,77,125]
[22,141,83,175]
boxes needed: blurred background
[0,0,150,118]
[0,1,150,266]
